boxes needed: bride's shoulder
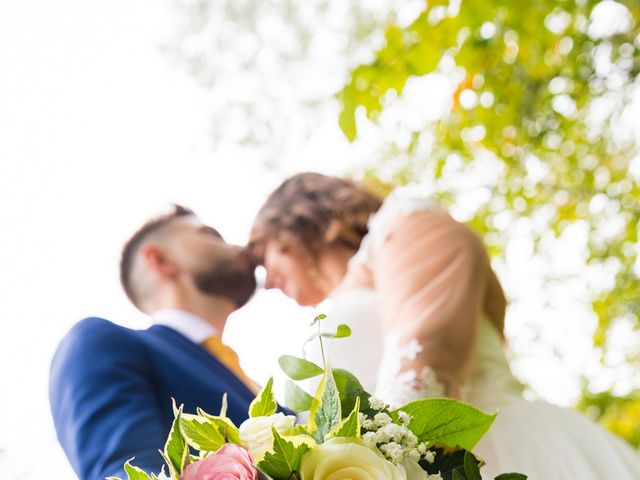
[351,186,441,267]
[372,186,440,227]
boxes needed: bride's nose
[263,269,276,290]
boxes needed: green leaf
[124,458,150,480]
[249,377,278,417]
[197,408,241,444]
[452,469,466,480]
[304,324,352,349]
[463,451,482,480]
[338,86,358,141]
[284,379,314,412]
[257,428,311,479]
[124,457,150,480]
[256,465,276,480]
[494,474,528,480]
[309,367,341,443]
[279,355,324,381]
[395,398,496,450]
[180,413,226,451]
[329,396,361,438]
[310,314,327,326]
[330,324,352,338]
[163,404,188,477]
[333,369,371,417]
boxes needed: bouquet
[110,316,526,480]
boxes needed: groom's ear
[141,245,178,279]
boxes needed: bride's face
[262,239,327,306]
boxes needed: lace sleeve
[372,208,496,405]
[374,332,445,408]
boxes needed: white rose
[301,438,407,480]
[239,412,296,460]
[400,458,431,480]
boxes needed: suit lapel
[145,325,256,398]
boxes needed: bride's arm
[372,208,499,403]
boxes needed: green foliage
[303,324,352,353]
[124,460,151,480]
[162,403,189,478]
[249,377,278,418]
[105,459,151,480]
[278,355,324,381]
[195,408,242,445]
[494,474,528,480]
[328,397,361,439]
[309,367,342,443]
[257,428,311,479]
[463,451,482,480]
[339,0,640,445]
[397,398,496,450]
[333,368,371,418]
[284,379,314,412]
[180,413,226,451]
[576,389,640,447]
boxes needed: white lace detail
[351,187,440,268]
[374,332,445,409]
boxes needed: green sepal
[257,427,312,479]
[284,379,314,412]
[495,474,528,480]
[279,355,324,381]
[328,396,361,438]
[249,377,278,417]
[308,366,341,443]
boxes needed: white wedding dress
[310,190,640,480]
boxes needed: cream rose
[300,438,409,480]
[239,413,296,460]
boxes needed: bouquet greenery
[110,316,526,480]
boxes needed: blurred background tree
[171,0,640,446]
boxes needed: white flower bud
[239,413,296,460]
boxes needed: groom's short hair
[120,204,195,309]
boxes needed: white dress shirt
[152,309,217,344]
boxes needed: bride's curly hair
[249,172,383,262]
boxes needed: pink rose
[180,444,258,480]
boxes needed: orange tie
[202,336,260,394]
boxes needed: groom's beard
[192,256,257,309]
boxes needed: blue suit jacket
[50,317,258,480]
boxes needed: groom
[50,205,260,480]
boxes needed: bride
[249,172,640,479]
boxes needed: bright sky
[0,1,636,478]
[0,1,352,476]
